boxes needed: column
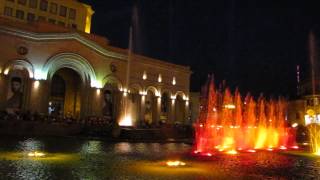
[139,94,145,127]
[185,99,190,125]
[169,97,176,124]
[155,96,161,125]
[29,79,49,114]
[0,74,8,110]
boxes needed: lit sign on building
[305,114,320,125]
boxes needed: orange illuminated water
[194,76,297,155]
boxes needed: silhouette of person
[103,90,113,122]
[6,77,23,114]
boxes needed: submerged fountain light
[27,151,45,157]
[279,146,287,150]
[166,160,186,167]
[247,149,256,153]
[226,150,237,155]
[119,115,133,127]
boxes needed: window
[69,8,76,20]
[38,16,46,21]
[29,0,37,8]
[16,10,24,20]
[59,5,67,17]
[58,21,65,26]
[18,0,26,5]
[4,7,13,16]
[50,3,57,14]
[40,0,48,11]
[48,18,56,24]
[27,13,35,22]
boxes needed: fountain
[308,124,320,155]
[194,76,297,155]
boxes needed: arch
[174,91,187,100]
[161,88,172,97]
[145,86,159,96]
[129,83,142,94]
[42,53,98,87]
[3,59,34,78]
[175,91,186,124]
[102,74,123,90]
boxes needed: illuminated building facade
[0,0,94,33]
[0,5,191,126]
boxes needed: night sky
[80,0,318,98]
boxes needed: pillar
[185,99,190,125]
[155,96,161,125]
[170,97,176,124]
[0,74,8,110]
[140,94,145,127]
[29,79,49,114]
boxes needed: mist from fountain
[194,76,297,155]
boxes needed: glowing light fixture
[158,74,162,82]
[4,68,9,75]
[291,123,298,128]
[91,80,102,89]
[172,77,176,85]
[142,71,147,80]
[33,80,40,89]
[34,69,47,80]
[96,89,101,95]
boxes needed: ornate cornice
[0,25,128,61]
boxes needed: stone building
[0,0,192,127]
[0,0,94,33]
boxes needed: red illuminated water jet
[194,76,297,156]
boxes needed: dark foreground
[0,136,319,179]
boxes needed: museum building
[0,0,192,126]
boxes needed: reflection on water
[18,138,44,152]
[12,160,51,180]
[81,140,103,154]
[114,142,132,154]
[0,137,319,179]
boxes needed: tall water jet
[306,30,320,155]
[118,26,133,127]
[194,76,297,155]
[119,4,140,126]
[309,30,317,95]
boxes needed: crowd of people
[0,110,115,128]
